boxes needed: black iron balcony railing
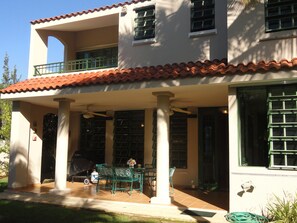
[34,56,118,76]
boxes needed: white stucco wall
[119,0,227,68]
[28,0,227,78]
[228,0,297,64]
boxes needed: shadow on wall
[118,0,227,69]
[228,0,296,63]
[7,144,34,189]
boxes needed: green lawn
[0,200,182,223]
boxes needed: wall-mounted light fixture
[219,107,228,114]
[121,6,127,16]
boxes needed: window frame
[237,84,297,170]
[134,5,156,41]
[265,0,297,32]
[267,86,297,169]
[190,0,215,33]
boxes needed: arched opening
[47,36,64,64]
[41,113,58,183]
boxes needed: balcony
[34,56,118,76]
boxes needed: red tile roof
[31,0,150,25]
[1,58,297,94]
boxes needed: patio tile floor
[13,181,229,211]
[2,181,230,222]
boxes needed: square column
[51,98,74,193]
[151,91,174,205]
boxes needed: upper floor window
[134,6,155,40]
[190,0,215,32]
[265,0,297,32]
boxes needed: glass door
[198,107,229,191]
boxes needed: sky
[0,0,123,80]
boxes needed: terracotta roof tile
[31,0,151,25]
[2,58,297,94]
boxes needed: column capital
[152,91,174,98]
[53,98,75,103]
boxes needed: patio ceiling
[13,83,228,112]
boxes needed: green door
[198,107,229,191]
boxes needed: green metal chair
[96,164,113,192]
[225,212,268,223]
[169,167,176,194]
[112,167,142,195]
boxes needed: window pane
[272,114,283,123]
[280,5,292,15]
[286,114,297,122]
[268,7,279,16]
[170,112,188,169]
[287,141,297,150]
[285,100,296,109]
[238,87,268,166]
[273,154,285,165]
[286,127,297,136]
[287,155,297,166]
[273,141,284,150]
[273,128,284,136]
[281,17,293,28]
[272,101,283,109]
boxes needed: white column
[151,91,174,205]
[51,98,74,193]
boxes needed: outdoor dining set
[92,164,176,195]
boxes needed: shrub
[266,192,297,223]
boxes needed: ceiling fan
[81,105,111,119]
[168,99,193,116]
[170,106,192,115]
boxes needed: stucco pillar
[52,98,74,193]
[8,101,31,188]
[151,91,174,205]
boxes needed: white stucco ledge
[132,38,157,46]
[188,29,217,39]
[231,166,297,177]
[150,196,172,205]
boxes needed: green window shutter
[268,85,297,169]
[265,0,297,32]
[191,0,215,32]
[134,6,155,40]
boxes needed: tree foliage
[0,53,20,175]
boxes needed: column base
[49,188,71,195]
[150,196,172,205]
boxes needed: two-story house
[1,0,297,214]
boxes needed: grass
[0,177,8,192]
[0,200,183,223]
